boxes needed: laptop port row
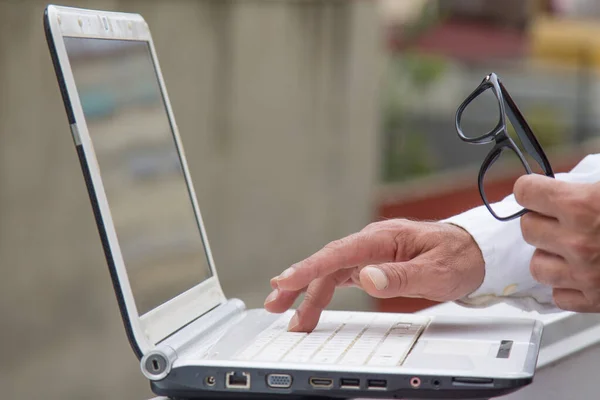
[221,373,446,391]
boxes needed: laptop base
[158,395,491,400]
[163,397,491,400]
[150,383,344,400]
[165,397,348,400]
[162,396,491,400]
[151,383,493,400]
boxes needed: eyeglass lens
[458,84,501,140]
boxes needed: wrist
[444,222,485,295]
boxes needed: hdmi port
[309,377,333,388]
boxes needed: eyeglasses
[455,73,555,221]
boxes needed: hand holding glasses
[455,73,555,221]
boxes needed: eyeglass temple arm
[501,92,555,177]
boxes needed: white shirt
[443,153,600,312]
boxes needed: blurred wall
[0,1,382,399]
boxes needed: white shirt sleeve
[442,153,600,312]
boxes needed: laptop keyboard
[235,311,428,367]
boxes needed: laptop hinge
[140,298,246,380]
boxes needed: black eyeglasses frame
[455,72,555,221]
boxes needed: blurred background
[2,0,600,398]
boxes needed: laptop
[44,5,542,399]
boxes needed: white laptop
[44,5,542,399]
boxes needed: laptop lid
[44,5,227,356]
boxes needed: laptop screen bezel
[45,5,226,354]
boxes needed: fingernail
[288,312,300,331]
[278,267,295,281]
[365,266,389,291]
[264,289,278,305]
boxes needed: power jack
[206,376,216,386]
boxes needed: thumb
[359,261,427,299]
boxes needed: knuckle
[513,176,529,204]
[302,290,315,305]
[564,193,593,225]
[520,213,533,242]
[588,190,600,230]
[562,191,583,210]
[385,263,410,293]
[584,290,600,306]
[362,221,382,232]
[591,272,600,289]
[302,290,325,310]
[369,231,396,260]
[544,268,563,286]
[564,188,600,230]
[321,234,359,262]
[529,255,564,286]
[529,255,544,283]
[331,270,351,286]
[362,218,407,232]
[385,218,409,227]
[579,270,600,290]
[568,236,600,264]
[429,224,447,244]
[552,289,579,311]
[552,292,569,310]
[554,289,600,312]
[324,237,349,251]
[293,307,305,322]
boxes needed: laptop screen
[63,37,212,315]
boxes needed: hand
[264,219,485,332]
[515,175,600,312]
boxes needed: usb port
[309,377,333,388]
[367,379,387,390]
[340,378,360,389]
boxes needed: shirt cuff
[441,205,503,298]
[441,201,556,311]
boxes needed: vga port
[267,374,293,388]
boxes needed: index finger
[513,174,569,218]
[275,231,397,291]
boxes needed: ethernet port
[226,372,251,389]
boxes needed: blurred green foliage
[402,52,448,88]
[381,52,447,182]
[383,128,437,182]
[381,2,447,183]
